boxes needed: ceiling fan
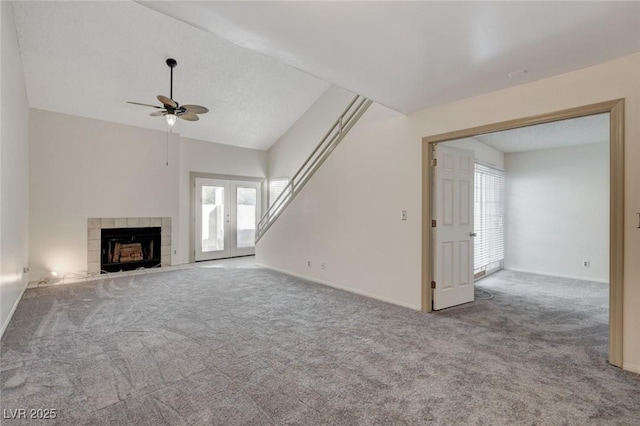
[127,58,209,127]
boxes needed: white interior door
[195,178,261,261]
[433,145,475,310]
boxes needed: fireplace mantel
[87,217,171,274]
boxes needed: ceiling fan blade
[157,95,177,108]
[150,111,167,117]
[179,112,199,121]
[127,101,163,109]
[182,105,209,114]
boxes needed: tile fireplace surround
[87,217,171,274]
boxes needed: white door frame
[190,172,265,263]
[421,99,625,367]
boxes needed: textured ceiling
[12,2,640,151]
[140,1,640,114]
[475,113,609,154]
[12,1,329,150]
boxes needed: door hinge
[431,158,437,167]
[431,280,436,289]
[431,219,436,227]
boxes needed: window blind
[268,178,289,207]
[474,163,505,273]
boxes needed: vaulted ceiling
[12,1,640,150]
[12,1,329,150]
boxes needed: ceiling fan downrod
[166,58,177,100]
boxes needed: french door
[195,178,261,261]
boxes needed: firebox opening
[101,227,161,273]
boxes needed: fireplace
[101,227,161,273]
[87,217,171,274]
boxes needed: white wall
[258,53,640,373]
[29,109,181,280]
[445,137,504,169]
[257,104,422,309]
[29,110,267,279]
[268,86,354,179]
[505,143,609,282]
[1,2,30,336]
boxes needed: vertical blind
[474,163,505,272]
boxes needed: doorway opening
[191,173,264,262]
[421,99,624,367]
[473,161,505,281]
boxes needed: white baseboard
[256,263,421,311]
[623,362,640,375]
[504,267,608,284]
[1,278,29,339]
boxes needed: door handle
[470,232,477,237]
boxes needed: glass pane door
[195,178,230,261]
[195,178,262,261]
[202,184,225,252]
[236,186,257,249]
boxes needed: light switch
[401,210,407,221]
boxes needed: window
[268,178,289,208]
[474,163,505,276]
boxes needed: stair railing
[255,94,373,243]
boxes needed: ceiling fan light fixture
[165,114,177,127]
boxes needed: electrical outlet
[173,250,177,255]
[401,210,407,221]
[23,267,30,274]
[583,261,591,268]
[321,263,326,270]
[307,260,312,268]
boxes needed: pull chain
[166,127,170,166]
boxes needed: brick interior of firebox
[111,242,145,263]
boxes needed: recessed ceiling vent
[507,69,528,79]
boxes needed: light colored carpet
[1,266,638,425]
